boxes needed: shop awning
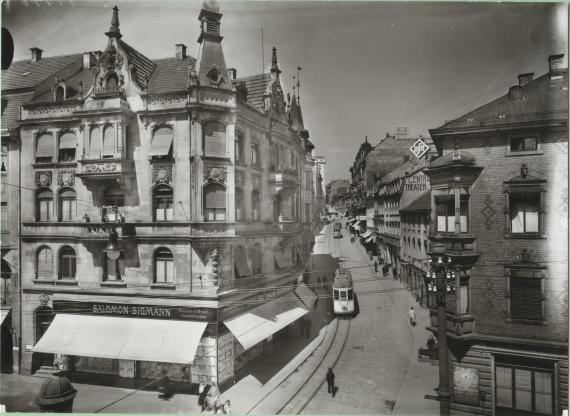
[31,314,207,364]
[223,294,310,350]
[149,129,174,156]
[361,231,372,238]
[295,283,318,309]
[58,132,76,149]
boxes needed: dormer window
[55,86,65,102]
[106,73,118,92]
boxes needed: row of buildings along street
[329,54,568,416]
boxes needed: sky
[2,0,567,182]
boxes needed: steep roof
[432,71,568,133]
[366,137,418,182]
[235,73,270,111]
[1,54,82,91]
[380,158,420,184]
[1,92,33,130]
[118,39,157,88]
[400,192,431,213]
[147,56,196,94]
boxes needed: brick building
[9,1,319,387]
[426,55,568,415]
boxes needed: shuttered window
[37,247,53,278]
[102,125,115,157]
[510,278,542,320]
[149,126,173,157]
[204,184,226,221]
[36,134,53,162]
[89,127,102,159]
[203,122,226,157]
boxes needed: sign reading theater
[400,170,431,210]
[53,300,217,322]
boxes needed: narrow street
[301,219,437,415]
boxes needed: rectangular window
[251,144,259,166]
[510,137,538,152]
[60,256,76,279]
[61,199,75,221]
[459,281,469,314]
[1,202,7,231]
[496,365,553,415]
[39,200,53,222]
[333,289,339,300]
[436,199,468,233]
[156,259,173,283]
[510,278,542,320]
[510,195,539,233]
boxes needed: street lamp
[103,206,124,261]
[425,236,456,416]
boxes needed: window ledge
[151,283,176,290]
[55,280,78,286]
[33,278,56,285]
[201,155,230,162]
[505,150,543,157]
[32,162,77,168]
[100,281,127,288]
[149,157,174,163]
[506,317,548,326]
[504,232,546,240]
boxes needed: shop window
[1,202,7,232]
[235,188,243,222]
[1,143,7,172]
[154,248,174,283]
[58,188,76,222]
[36,246,53,279]
[35,133,53,163]
[102,125,115,158]
[153,185,173,221]
[89,127,102,159]
[59,246,76,279]
[251,190,260,221]
[436,197,468,233]
[509,137,538,153]
[36,188,54,222]
[203,121,226,157]
[203,183,226,221]
[251,142,259,167]
[251,244,262,274]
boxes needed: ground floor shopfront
[448,342,568,416]
[22,285,317,390]
[399,262,428,309]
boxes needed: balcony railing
[77,157,131,179]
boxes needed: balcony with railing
[270,165,299,186]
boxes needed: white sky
[2,0,567,181]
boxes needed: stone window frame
[57,187,76,222]
[504,263,548,325]
[153,246,175,285]
[506,133,543,157]
[58,245,76,280]
[36,187,54,222]
[152,184,174,222]
[503,173,546,239]
[36,245,54,279]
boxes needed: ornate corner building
[2,2,321,386]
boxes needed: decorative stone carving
[199,90,231,103]
[149,94,188,106]
[203,162,227,184]
[35,171,52,188]
[100,45,124,71]
[27,104,81,116]
[39,292,51,306]
[83,162,118,173]
[58,170,75,187]
[152,164,173,184]
[209,248,220,286]
[480,194,496,231]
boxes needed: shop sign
[53,300,217,322]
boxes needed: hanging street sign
[410,138,430,158]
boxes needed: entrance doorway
[33,307,54,370]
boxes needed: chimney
[518,73,534,86]
[30,47,43,62]
[227,68,237,80]
[83,52,96,69]
[175,43,187,61]
[548,54,565,79]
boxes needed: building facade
[13,2,319,387]
[426,55,568,416]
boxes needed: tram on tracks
[332,267,354,316]
[332,222,342,239]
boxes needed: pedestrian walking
[198,382,207,411]
[326,367,336,396]
[374,261,378,273]
[409,306,416,326]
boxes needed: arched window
[153,185,173,221]
[273,194,282,221]
[105,252,124,281]
[89,127,101,159]
[55,86,65,102]
[36,246,53,279]
[235,188,243,222]
[203,183,226,221]
[251,142,259,167]
[235,132,243,163]
[202,121,226,157]
[106,73,118,92]
[36,189,53,222]
[59,188,76,221]
[251,190,260,221]
[102,125,115,158]
[154,248,174,283]
[59,246,76,279]
[58,132,76,161]
[35,133,53,163]
[149,126,173,159]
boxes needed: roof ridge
[8,52,83,65]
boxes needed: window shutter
[204,123,226,157]
[36,134,53,158]
[511,278,542,319]
[149,127,173,156]
[205,185,226,209]
[59,132,76,150]
[89,127,102,158]
[103,126,115,156]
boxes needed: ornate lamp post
[426,236,456,416]
[102,206,124,261]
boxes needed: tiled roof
[366,137,418,184]
[1,54,82,91]
[147,56,195,94]
[400,192,431,213]
[235,73,270,111]
[1,92,33,130]
[429,149,476,168]
[380,159,420,184]
[118,40,156,88]
[432,71,568,132]
[32,68,95,102]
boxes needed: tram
[332,267,354,316]
[332,222,342,239]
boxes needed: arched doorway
[33,306,54,371]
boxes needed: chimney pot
[30,47,43,62]
[518,72,534,87]
[227,68,237,80]
[83,52,96,69]
[175,44,187,61]
[548,53,565,79]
